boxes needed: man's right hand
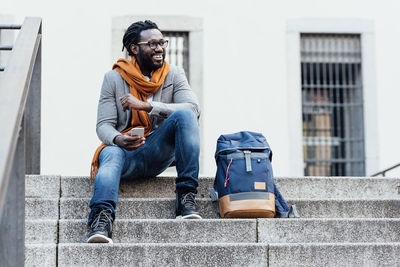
[113,134,145,150]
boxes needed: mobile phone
[131,127,144,137]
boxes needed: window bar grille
[301,33,365,176]
[334,36,343,175]
[327,35,336,175]
[341,35,349,175]
[162,31,190,79]
[356,38,365,175]
[320,36,329,176]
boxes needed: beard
[138,47,165,72]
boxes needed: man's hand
[114,133,145,150]
[120,94,152,112]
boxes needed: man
[87,20,201,244]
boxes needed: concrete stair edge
[59,218,258,243]
[57,243,268,267]
[258,218,400,243]
[268,242,400,267]
[56,197,400,219]
[56,218,400,244]
[25,219,58,244]
[25,243,57,267]
[58,175,400,199]
[25,197,59,220]
[56,242,400,267]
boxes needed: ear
[130,44,139,55]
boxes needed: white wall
[2,0,400,177]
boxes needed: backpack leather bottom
[219,192,275,218]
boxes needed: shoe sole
[176,214,202,219]
[87,234,113,244]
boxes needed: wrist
[113,135,122,145]
[142,102,153,112]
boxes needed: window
[162,31,189,79]
[301,33,365,176]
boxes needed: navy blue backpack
[211,131,291,218]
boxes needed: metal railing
[0,17,41,266]
[371,163,400,177]
[0,24,21,71]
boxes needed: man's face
[134,29,166,72]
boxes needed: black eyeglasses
[137,39,169,49]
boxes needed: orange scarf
[90,57,170,180]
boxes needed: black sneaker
[176,191,202,219]
[87,209,114,243]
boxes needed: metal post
[25,40,41,174]
[0,117,25,267]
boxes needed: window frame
[286,18,378,176]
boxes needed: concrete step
[294,198,400,218]
[58,197,400,219]
[59,218,400,244]
[57,243,400,266]
[279,176,400,200]
[24,175,400,266]
[268,243,400,267]
[57,243,268,266]
[60,197,219,219]
[58,175,400,199]
[25,219,58,244]
[61,176,213,199]
[25,243,56,267]
[59,219,257,243]
[25,197,58,220]
[26,175,60,198]
[258,218,400,243]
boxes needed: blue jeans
[88,109,200,224]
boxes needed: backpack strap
[244,150,252,172]
[209,187,218,202]
[209,176,219,202]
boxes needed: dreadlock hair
[122,20,160,56]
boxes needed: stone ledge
[25,175,60,198]
[59,218,257,243]
[258,218,400,243]
[25,198,59,220]
[268,243,400,267]
[58,175,400,199]
[58,243,268,267]
[25,243,56,267]
[25,219,58,244]
[58,197,400,219]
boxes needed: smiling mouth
[153,54,163,61]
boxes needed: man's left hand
[120,94,152,112]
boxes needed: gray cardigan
[96,65,200,145]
